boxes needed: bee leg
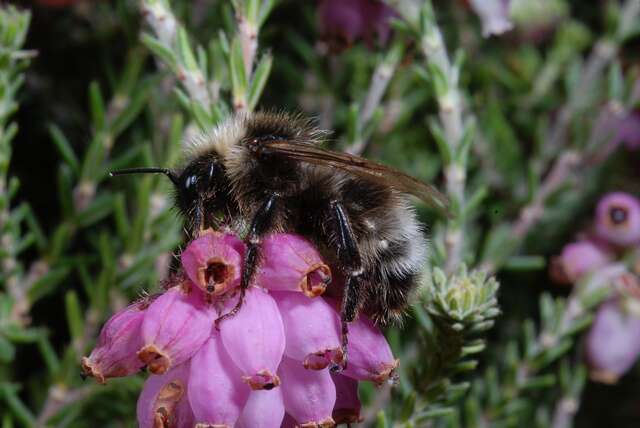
[329,201,364,373]
[215,194,278,327]
[191,201,204,238]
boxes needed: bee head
[174,155,229,215]
[110,154,231,230]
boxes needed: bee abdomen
[360,204,427,325]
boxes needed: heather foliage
[1,0,640,427]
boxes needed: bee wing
[263,140,451,216]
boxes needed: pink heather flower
[137,362,194,428]
[595,192,640,247]
[237,389,286,428]
[279,356,337,427]
[189,334,250,426]
[332,373,362,424]
[81,299,149,384]
[274,291,343,370]
[138,285,214,374]
[586,298,640,384]
[469,0,514,37]
[318,0,397,52]
[219,286,286,390]
[83,232,399,426]
[558,241,612,282]
[260,234,331,297]
[181,232,244,296]
[340,305,399,385]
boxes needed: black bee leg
[329,200,364,372]
[215,194,278,327]
[192,201,204,237]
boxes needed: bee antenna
[109,167,179,186]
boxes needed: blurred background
[1,0,640,426]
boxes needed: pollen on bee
[379,239,389,250]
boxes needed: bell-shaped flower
[558,241,612,282]
[279,357,336,427]
[586,298,640,383]
[273,291,343,370]
[259,234,331,297]
[341,310,398,385]
[332,373,362,425]
[81,299,149,384]
[137,362,194,428]
[595,192,640,247]
[138,285,214,374]
[181,232,244,296]
[188,334,250,426]
[219,286,285,390]
[318,0,397,52]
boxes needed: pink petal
[259,234,331,297]
[331,374,362,425]
[219,287,285,390]
[81,298,150,383]
[341,311,398,385]
[188,334,250,426]
[139,285,214,374]
[586,298,640,383]
[181,232,244,296]
[279,357,336,427]
[273,291,343,370]
[136,362,194,428]
[237,389,285,428]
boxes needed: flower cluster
[551,192,640,383]
[82,231,399,427]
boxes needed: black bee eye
[184,174,198,191]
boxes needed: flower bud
[279,357,336,427]
[237,389,285,428]
[341,311,398,386]
[273,291,343,370]
[219,287,285,390]
[189,334,250,427]
[331,373,361,425]
[137,362,194,428]
[586,298,640,384]
[181,232,244,296]
[595,192,640,247]
[259,234,331,297]
[139,286,214,374]
[558,241,612,282]
[81,299,149,384]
